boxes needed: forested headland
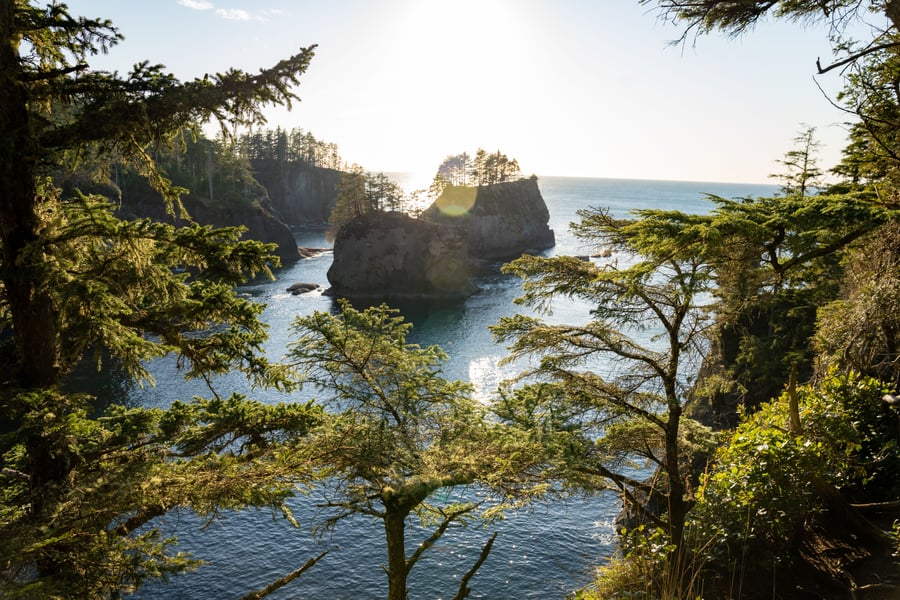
[1,2,900,600]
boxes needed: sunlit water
[130,176,775,599]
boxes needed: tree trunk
[0,1,60,391]
[665,413,687,553]
[664,374,687,555]
[384,509,409,600]
[0,4,69,561]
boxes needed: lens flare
[435,186,477,217]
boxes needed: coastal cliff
[422,176,555,261]
[96,161,341,262]
[104,176,302,263]
[327,211,475,299]
[251,160,341,226]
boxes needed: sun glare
[350,0,547,173]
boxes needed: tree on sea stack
[288,301,548,600]
[327,168,404,240]
[0,2,324,597]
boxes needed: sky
[63,0,857,185]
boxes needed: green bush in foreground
[579,371,899,599]
[690,371,898,585]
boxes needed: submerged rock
[286,282,320,295]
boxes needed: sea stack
[422,176,555,261]
[326,211,476,300]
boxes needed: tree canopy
[288,301,547,600]
[493,206,717,558]
[0,2,323,595]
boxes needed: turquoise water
[132,176,775,599]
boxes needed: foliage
[0,1,322,595]
[578,524,712,600]
[470,148,521,185]
[0,389,324,598]
[326,168,405,241]
[644,1,900,199]
[141,131,266,208]
[691,371,898,573]
[643,1,890,44]
[492,206,717,557]
[287,301,548,600]
[435,152,472,186]
[628,190,891,415]
[770,124,823,197]
[10,185,283,388]
[238,126,342,170]
[815,220,900,389]
[424,149,523,208]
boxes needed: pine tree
[288,301,548,600]
[0,2,324,596]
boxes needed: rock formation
[422,176,555,262]
[251,160,341,226]
[327,177,556,299]
[327,211,476,299]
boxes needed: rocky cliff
[251,160,341,226]
[109,183,301,263]
[327,211,476,299]
[422,176,555,261]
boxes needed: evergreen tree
[468,148,521,185]
[770,124,823,197]
[0,2,323,595]
[326,170,403,240]
[327,165,368,241]
[492,206,717,559]
[436,152,472,186]
[288,301,547,600]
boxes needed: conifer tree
[770,124,823,197]
[0,2,324,596]
[288,301,548,600]
[492,206,716,559]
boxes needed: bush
[690,371,897,573]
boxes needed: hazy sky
[65,1,852,184]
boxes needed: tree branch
[451,532,498,600]
[816,41,900,75]
[238,550,328,600]
[406,504,477,573]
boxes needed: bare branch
[452,532,498,600]
[239,551,329,600]
[817,40,900,74]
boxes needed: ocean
[131,176,776,599]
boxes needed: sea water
[131,176,775,599]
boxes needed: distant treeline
[237,126,343,170]
[121,127,344,208]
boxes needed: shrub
[690,371,896,572]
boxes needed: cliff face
[327,211,476,299]
[102,160,342,262]
[114,187,301,263]
[178,199,301,262]
[251,160,341,226]
[422,177,555,261]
